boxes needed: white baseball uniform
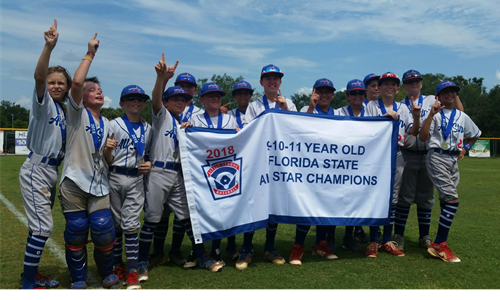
[145,105,189,222]
[425,108,481,201]
[179,103,204,123]
[192,112,238,129]
[59,95,111,213]
[365,99,413,204]
[336,105,365,117]
[300,105,341,115]
[229,108,248,128]
[19,85,67,237]
[108,116,152,233]
[246,95,297,122]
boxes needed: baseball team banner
[179,110,398,243]
[469,139,490,158]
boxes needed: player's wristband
[82,55,93,62]
[464,143,472,152]
[86,51,95,58]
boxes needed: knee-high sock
[138,221,157,263]
[113,233,124,266]
[265,222,278,251]
[417,207,432,238]
[344,226,354,239]
[242,231,255,252]
[369,226,379,243]
[124,233,139,272]
[22,234,48,285]
[294,225,311,247]
[435,202,459,244]
[394,205,410,236]
[382,206,396,244]
[316,225,328,243]
[153,217,168,255]
[170,216,185,253]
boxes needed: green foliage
[2,72,500,136]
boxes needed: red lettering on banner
[213,183,239,195]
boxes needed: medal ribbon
[180,103,195,123]
[263,95,280,110]
[204,110,223,129]
[121,114,145,157]
[54,102,66,155]
[440,108,456,140]
[86,109,104,152]
[404,94,423,114]
[348,105,365,117]
[364,99,369,106]
[235,109,244,128]
[168,111,179,151]
[378,99,397,115]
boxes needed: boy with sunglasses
[105,85,153,289]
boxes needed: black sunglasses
[348,90,366,96]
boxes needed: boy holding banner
[364,72,420,258]
[418,81,481,263]
[290,78,338,266]
[137,54,224,282]
[105,85,152,289]
[246,64,296,265]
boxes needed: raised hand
[106,132,119,149]
[44,19,58,48]
[411,98,422,120]
[155,52,167,77]
[165,60,179,80]
[309,89,319,107]
[88,33,100,54]
[430,97,445,116]
[275,88,288,110]
[220,102,230,114]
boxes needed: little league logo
[202,155,242,200]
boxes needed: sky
[1,0,500,109]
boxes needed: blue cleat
[102,273,119,288]
[70,281,88,289]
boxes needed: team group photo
[1,0,500,292]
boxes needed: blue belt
[28,152,63,166]
[403,149,428,155]
[433,149,459,156]
[154,161,181,171]
[109,166,139,176]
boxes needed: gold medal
[138,158,145,165]
[92,152,101,164]
[173,151,179,159]
[441,142,449,150]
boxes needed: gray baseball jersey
[246,95,297,122]
[60,96,110,196]
[401,95,436,151]
[365,100,413,147]
[108,117,152,168]
[335,105,364,117]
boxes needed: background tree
[0,100,30,128]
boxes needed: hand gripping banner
[178,110,398,243]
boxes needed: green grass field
[1,155,500,289]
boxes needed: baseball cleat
[365,242,379,258]
[200,253,224,272]
[312,240,338,259]
[126,269,141,290]
[212,248,226,267]
[427,242,461,263]
[148,252,166,270]
[113,265,127,286]
[102,273,119,288]
[289,244,305,266]
[137,261,149,282]
[342,236,362,252]
[264,250,286,265]
[354,228,369,244]
[419,235,433,249]
[393,234,405,251]
[381,241,405,256]
[226,246,240,261]
[168,251,186,266]
[183,250,198,270]
[235,251,253,270]
[70,281,88,289]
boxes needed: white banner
[15,131,30,155]
[179,110,398,243]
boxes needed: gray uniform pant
[398,150,435,209]
[144,167,189,223]
[109,172,145,234]
[426,151,460,202]
[392,150,406,205]
[19,157,58,237]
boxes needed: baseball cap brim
[378,77,400,86]
[232,87,254,95]
[120,93,149,102]
[202,90,226,97]
[314,85,336,92]
[437,86,460,95]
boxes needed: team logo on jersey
[49,115,66,129]
[202,154,242,201]
[85,124,103,141]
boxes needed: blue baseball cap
[260,64,284,79]
[162,86,193,101]
[174,73,197,86]
[363,73,380,85]
[313,78,336,92]
[435,81,461,95]
[120,85,149,102]
[378,72,400,86]
[346,79,366,92]
[200,82,226,97]
[402,70,422,83]
[232,80,254,96]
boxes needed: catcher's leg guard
[64,211,89,283]
[89,209,116,278]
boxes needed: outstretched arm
[71,33,100,106]
[153,53,167,116]
[34,19,58,101]
[419,98,444,142]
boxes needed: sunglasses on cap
[348,90,366,96]
[262,66,281,73]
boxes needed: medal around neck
[441,142,449,150]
